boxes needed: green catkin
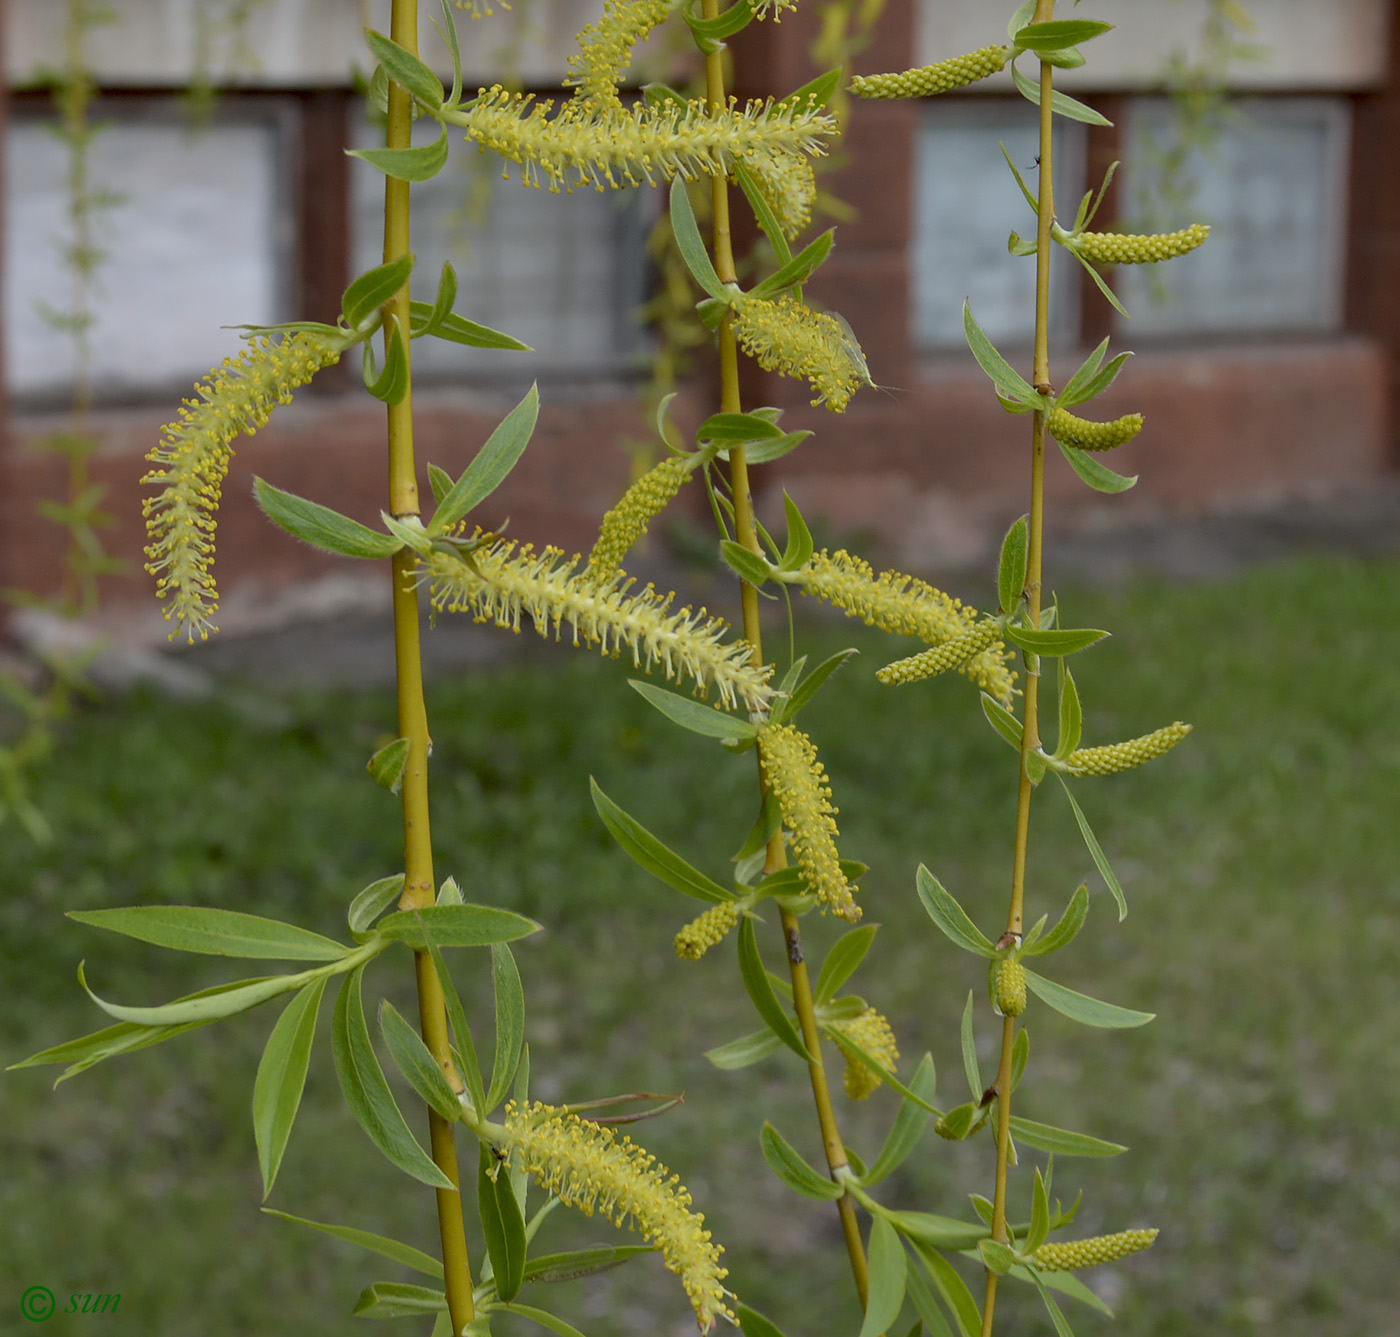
[730,293,868,412]
[1071,223,1209,265]
[425,538,773,712]
[830,1007,899,1099]
[851,45,1010,100]
[1065,722,1192,776]
[674,901,739,960]
[142,330,345,642]
[1046,406,1144,452]
[500,1102,734,1331]
[1033,1228,1159,1272]
[566,0,677,114]
[459,88,835,195]
[991,958,1027,1018]
[756,721,859,922]
[586,453,693,583]
[876,619,1004,686]
[796,549,1018,705]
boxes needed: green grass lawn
[3,553,1399,1337]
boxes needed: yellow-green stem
[699,0,870,1309]
[383,2,475,1332]
[983,8,1056,1333]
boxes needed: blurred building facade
[0,0,1395,635]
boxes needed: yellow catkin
[745,148,817,239]
[501,1102,734,1331]
[1033,1228,1158,1272]
[1047,406,1144,452]
[730,293,868,412]
[674,901,739,960]
[991,958,1027,1018]
[756,721,859,921]
[566,0,677,113]
[797,549,1017,706]
[876,619,1004,687]
[425,539,773,713]
[460,88,835,195]
[1065,722,1192,777]
[1072,224,1209,265]
[851,46,1010,100]
[586,454,693,584]
[830,1007,899,1099]
[141,331,345,642]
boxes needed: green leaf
[705,1029,783,1070]
[814,924,878,1004]
[737,1303,791,1337]
[428,384,539,532]
[261,1207,444,1278]
[1009,1115,1127,1158]
[486,942,525,1112]
[1054,663,1083,760]
[1013,19,1113,51]
[1024,883,1089,957]
[380,510,432,556]
[349,127,450,183]
[963,301,1039,405]
[776,492,814,573]
[367,737,413,794]
[743,430,811,464]
[78,961,311,1026]
[721,539,773,588]
[1010,59,1112,126]
[1073,249,1131,316]
[479,1144,528,1301]
[778,66,843,111]
[782,647,858,720]
[864,1053,938,1185]
[422,928,488,1121]
[589,779,732,904]
[1023,968,1154,1029]
[998,515,1029,615]
[497,1304,587,1337]
[253,478,404,560]
[861,1215,908,1337]
[696,410,787,446]
[684,0,756,50]
[1014,1264,1112,1315]
[253,978,327,1197]
[1011,1027,1029,1090]
[905,1259,957,1337]
[1003,626,1108,657]
[1056,339,1109,407]
[750,229,835,300]
[352,1281,448,1318]
[8,1016,212,1082]
[1007,0,1036,39]
[1055,437,1138,492]
[380,999,462,1123]
[1027,1166,1051,1254]
[829,1029,938,1112]
[734,162,794,267]
[981,692,1024,750]
[979,1238,1018,1276]
[669,178,727,300]
[68,905,348,961]
[521,1245,654,1285]
[1064,350,1131,408]
[998,142,1040,217]
[348,876,405,939]
[909,1238,983,1337]
[433,0,462,106]
[375,905,541,950]
[409,302,531,350]
[628,679,758,740]
[883,1210,989,1251]
[425,461,453,504]
[738,918,815,1063]
[1056,777,1128,920]
[331,965,455,1188]
[1029,1271,1078,1337]
[365,320,410,405]
[642,82,690,110]
[960,991,981,1098]
[365,30,445,109]
[343,253,414,329]
[760,1121,842,1200]
[916,866,997,959]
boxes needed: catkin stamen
[829,1007,899,1099]
[730,293,869,412]
[566,0,679,114]
[141,331,345,642]
[500,1101,734,1331]
[757,721,859,921]
[674,901,740,960]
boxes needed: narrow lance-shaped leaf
[1056,776,1128,920]
[68,905,349,961]
[479,1143,528,1302]
[253,977,328,1197]
[261,1207,445,1278]
[375,904,540,949]
[365,320,410,405]
[737,1303,792,1337]
[1057,436,1138,493]
[352,1282,448,1318]
[380,999,462,1123]
[864,1053,937,1185]
[422,928,487,1120]
[960,991,982,1099]
[330,964,455,1189]
[909,1236,984,1337]
[1008,1115,1126,1158]
[782,647,859,721]
[705,1029,782,1070]
[737,918,815,1062]
[859,1214,908,1337]
[349,127,450,183]
[589,779,732,904]
[367,737,413,794]
[1055,662,1083,760]
[486,942,526,1112]
[832,1027,938,1113]
[760,1121,843,1200]
[721,540,773,588]
[916,866,997,958]
[1023,968,1155,1029]
[254,479,404,560]
[749,230,835,301]
[982,691,1024,750]
[813,924,878,1004]
[904,1257,957,1337]
[963,300,1040,405]
[999,515,1029,615]
[1003,625,1108,657]
[428,384,540,532]
[734,162,793,267]
[78,961,313,1027]
[409,302,530,350]
[669,177,727,300]
[1010,60,1112,126]
[365,30,445,109]
[348,875,405,938]
[343,253,414,329]
[629,679,758,739]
